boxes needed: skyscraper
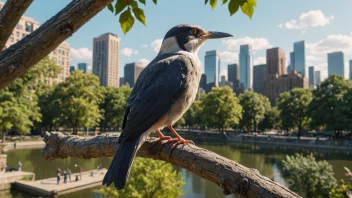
[78,63,89,73]
[289,51,295,72]
[227,63,240,87]
[70,66,75,73]
[204,50,221,90]
[315,70,321,86]
[93,33,120,87]
[200,74,207,90]
[309,66,315,89]
[239,45,253,89]
[253,64,266,95]
[264,47,308,105]
[1,1,71,85]
[328,52,345,78]
[124,62,144,87]
[349,60,352,81]
[293,41,306,78]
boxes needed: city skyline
[16,0,352,81]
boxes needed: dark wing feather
[118,53,191,142]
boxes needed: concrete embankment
[1,141,45,152]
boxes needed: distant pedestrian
[75,175,79,182]
[63,170,67,184]
[57,168,62,174]
[66,168,71,181]
[57,172,61,185]
[17,160,22,171]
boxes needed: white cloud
[121,48,138,57]
[307,34,352,55]
[136,58,150,67]
[141,44,148,48]
[254,56,266,65]
[220,51,238,63]
[70,48,92,62]
[150,39,162,53]
[222,37,272,51]
[279,10,334,31]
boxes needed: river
[5,142,352,198]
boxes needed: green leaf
[222,0,228,4]
[205,0,209,4]
[210,0,217,9]
[152,0,157,5]
[114,0,128,15]
[228,0,240,16]
[107,3,114,13]
[247,0,256,6]
[241,2,254,19]
[132,8,146,25]
[129,0,139,8]
[119,8,135,34]
[139,0,146,5]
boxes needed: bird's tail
[102,136,140,189]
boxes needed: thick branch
[0,0,113,88]
[0,0,34,50]
[42,132,300,198]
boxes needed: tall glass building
[293,41,306,78]
[204,50,221,87]
[315,70,321,86]
[78,63,88,73]
[308,66,315,89]
[328,52,345,78]
[288,52,295,73]
[349,60,352,81]
[227,63,239,86]
[239,44,253,89]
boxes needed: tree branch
[0,0,34,50]
[42,132,301,198]
[0,0,113,89]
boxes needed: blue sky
[17,0,352,79]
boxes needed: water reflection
[4,142,352,198]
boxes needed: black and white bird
[102,24,233,189]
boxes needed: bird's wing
[119,53,191,141]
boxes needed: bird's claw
[163,138,195,151]
[153,136,172,145]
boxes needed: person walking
[57,171,61,185]
[66,168,71,181]
[63,170,67,184]
[17,160,22,171]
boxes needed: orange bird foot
[163,138,195,150]
[155,135,172,142]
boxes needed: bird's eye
[191,29,197,35]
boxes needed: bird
[102,24,233,190]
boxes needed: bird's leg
[165,125,195,150]
[154,129,172,142]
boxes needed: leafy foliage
[309,75,352,135]
[258,107,281,131]
[276,88,312,137]
[239,91,270,132]
[53,70,103,135]
[101,157,185,198]
[282,154,336,198]
[202,86,242,132]
[100,86,131,130]
[107,0,256,34]
[183,99,203,129]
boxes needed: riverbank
[1,141,45,152]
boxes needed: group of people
[56,168,75,185]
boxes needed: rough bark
[0,0,113,89]
[0,0,34,50]
[42,132,301,198]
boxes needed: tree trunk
[0,0,113,88]
[72,127,78,135]
[2,131,5,143]
[297,127,301,140]
[42,132,301,198]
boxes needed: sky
[14,0,352,80]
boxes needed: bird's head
[159,24,233,54]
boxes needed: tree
[276,88,312,138]
[330,167,352,198]
[100,86,131,131]
[341,89,352,132]
[239,91,270,132]
[0,0,256,88]
[102,157,184,198]
[202,86,242,133]
[282,154,336,198]
[37,86,61,132]
[54,70,103,135]
[183,99,203,130]
[258,107,281,131]
[309,75,351,137]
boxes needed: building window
[16,32,20,37]
[10,37,14,42]
[22,33,26,38]
[25,23,33,32]
[16,24,23,30]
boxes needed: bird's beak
[200,31,233,39]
